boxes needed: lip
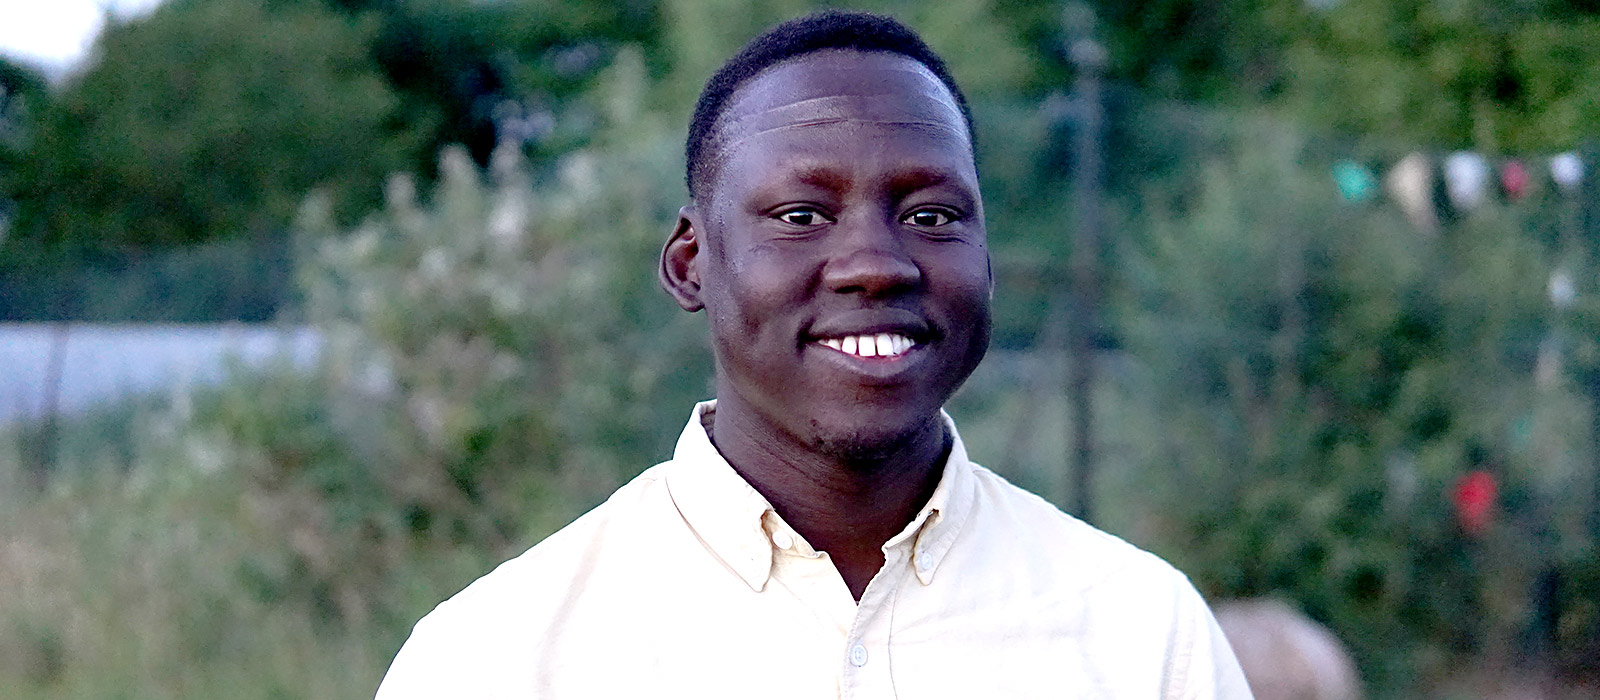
[803,309,937,384]
[806,339,929,384]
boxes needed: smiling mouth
[816,333,917,359]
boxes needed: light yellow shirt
[377,402,1253,699]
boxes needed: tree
[348,0,660,171]
[0,57,46,155]
[0,58,48,233]
[1111,119,1585,690]
[1278,0,1600,151]
[4,0,417,252]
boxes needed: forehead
[701,50,972,196]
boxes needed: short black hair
[685,10,975,200]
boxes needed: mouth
[814,332,918,359]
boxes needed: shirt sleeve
[375,612,445,700]
[1163,576,1255,700]
[374,602,500,700]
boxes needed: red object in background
[1452,470,1497,536]
[1502,160,1532,201]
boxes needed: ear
[659,205,706,312]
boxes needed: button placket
[839,547,912,698]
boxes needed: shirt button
[772,530,794,550]
[916,553,933,572]
[849,644,868,667]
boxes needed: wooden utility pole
[1063,3,1107,524]
[31,322,69,494]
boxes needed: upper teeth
[820,333,915,358]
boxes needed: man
[378,10,1252,698]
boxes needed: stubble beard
[803,412,947,469]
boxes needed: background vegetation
[2,0,1599,697]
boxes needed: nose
[820,215,922,297]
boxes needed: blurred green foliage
[3,0,1600,698]
[7,0,1600,265]
[0,236,294,321]
[1112,122,1597,686]
[5,0,416,253]
[1,57,709,693]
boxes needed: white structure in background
[1214,598,1363,700]
[0,323,320,424]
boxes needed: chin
[805,412,940,465]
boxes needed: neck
[704,394,950,601]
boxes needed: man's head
[684,10,975,202]
[660,11,991,462]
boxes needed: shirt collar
[664,400,977,592]
[898,410,976,586]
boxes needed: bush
[1112,121,1592,693]
[0,49,712,697]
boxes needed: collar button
[771,530,794,550]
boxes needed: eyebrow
[887,167,957,194]
[790,165,852,192]
[774,164,972,202]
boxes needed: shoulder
[964,462,1185,587]
[375,462,675,698]
[960,465,1252,699]
[440,461,669,611]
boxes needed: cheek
[934,252,994,357]
[936,249,993,309]
[704,245,815,347]
[725,245,812,310]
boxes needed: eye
[774,207,831,227]
[904,207,957,227]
